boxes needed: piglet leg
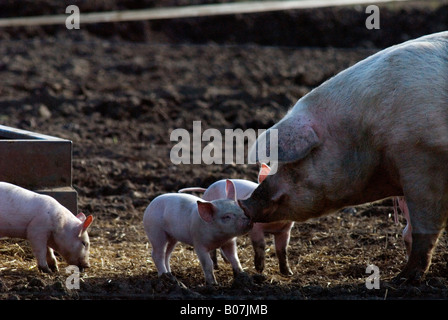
[220,239,244,277]
[28,237,51,273]
[46,247,59,272]
[195,246,217,285]
[210,249,219,270]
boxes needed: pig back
[144,193,200,246]
[202,179,258,201]
[0,182,60,238]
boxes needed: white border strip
[0,0,409,27]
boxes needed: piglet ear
[83,215,93,231]
[258,163,271,183]
[225,179,237,201]
[78,215,93,237]
[76,212,87,222]
[197,201,215,223]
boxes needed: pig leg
[395,232,441,284]
[394,193,444,282]
[151,245,168,276]
[28,236,52,273]
[249,226,266,273]
[150,233,172,276]
[46,247,59,272]
[274,231,293,276]
[195,246,217,285]
[210,249,219,270]
[164,238,177,274]
[220,239,244,277]
[26,217,53,272]
[391,157,448,283]
[221,240,253,287]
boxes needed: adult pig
[179,164,294,275]
[0,182,93,272]
[240,31,448,283]
[143,180,252,285]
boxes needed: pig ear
[197,201,215,223]
[83,215,93,231]
[225,179,237,201]
[275,117,320,162]
[252,116,320,163]
[258,163,271,183]
[78,215,93,236]
[76,212,86,222]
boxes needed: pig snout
[241,214,253,231]
[238,199,253,220]
[78,262,90,272]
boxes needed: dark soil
[0,0,448,301]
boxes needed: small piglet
[0,182,93,272]
[179,164,295,276]
[143,179,252,285]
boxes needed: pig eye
[81,241,87,247]
[221,215,232,222]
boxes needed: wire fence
[0,0,412,27]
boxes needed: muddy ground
[0,1,448,302]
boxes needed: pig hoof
[203,283,219,293]
[392,271,425,286]
[231,272,253,289]
[255,265,264,273]
[38,265,52,273]
[280,267,293,276]
[49,265,59,273]
[252,273,267,284]
[159,272,187,290]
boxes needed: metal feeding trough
[0,124,77,214]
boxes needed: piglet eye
[221,215,232,221]
[81,241,87,247]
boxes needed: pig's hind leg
[394,162,448,283]
[164,237,177,274]
[150,231,173,276]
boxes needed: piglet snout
[77,262,90,272]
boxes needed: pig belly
[257,221,293,234]
[162,218,195,247]
[0,216,28,239]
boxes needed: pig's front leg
[220,239,244,277]
[28,234,52,273]
[221,240,253,288]
[249,226,266,273]
[210,249,219,270]
[274,231,293,276]
[195,246,217,285]
[46,247,59,272]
